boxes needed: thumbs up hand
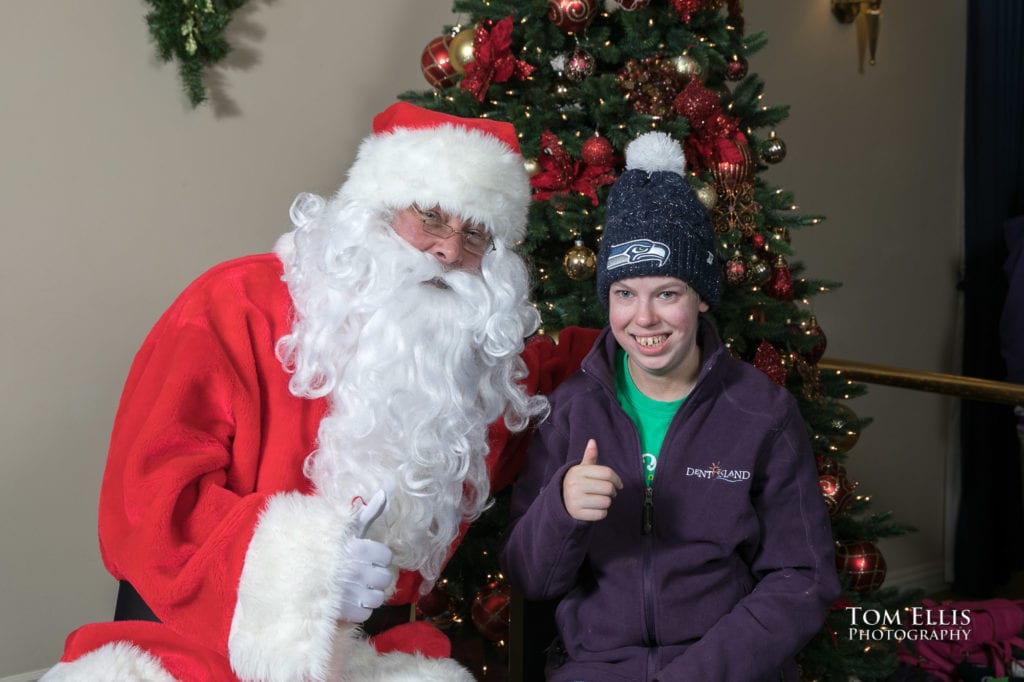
[562,439,623,522]
[337,490,394,624]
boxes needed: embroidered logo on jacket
[606,239,670,270]
[685,461,751,483]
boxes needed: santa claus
[40,103,598,681]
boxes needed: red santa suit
[44,255,594,681]
[41,103,600,681]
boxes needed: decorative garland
[145,0,247,106]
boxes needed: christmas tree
[400,1,917,679]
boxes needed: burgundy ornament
[725,55,749,81]
[835,540,887,594]
[471,580,512,641]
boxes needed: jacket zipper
[641,485,657,681]
[642,486,654,535]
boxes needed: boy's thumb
[581,438,599,465]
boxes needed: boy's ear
[698,299,710,313]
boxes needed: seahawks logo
[606,239,670,271]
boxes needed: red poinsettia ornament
[530,130,617,206]
[460,16,535,102]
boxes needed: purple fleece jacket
[501,318,840,682]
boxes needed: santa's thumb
[581,439,599,465]
[354,490,387,538]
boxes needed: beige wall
[0,1,965,676]
[744,0,965,590]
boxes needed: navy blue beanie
[597,132,722,308]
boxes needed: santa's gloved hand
[337,490,393,624]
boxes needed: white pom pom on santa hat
[624,131,687,178]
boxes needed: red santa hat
[338,101,531,245]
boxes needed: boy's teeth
[637,335,667,347]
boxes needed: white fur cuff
[39,642,179,682]
[228,492,357,682]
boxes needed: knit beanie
[596,131,722,308]
[337,102,531,246]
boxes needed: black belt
[114,579,412,635]
[361,603,415,636]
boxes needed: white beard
[274,193,546,589]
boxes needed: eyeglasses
[411,206,495,256]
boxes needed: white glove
[337,490,393,624]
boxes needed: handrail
[818,357,1024,406]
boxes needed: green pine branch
[144,0,246,106]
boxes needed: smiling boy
[500,132,840,682]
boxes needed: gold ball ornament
[524,157,541,177]
[828,404,861,453]
[761,131,787,164]
[772,225,791,244]
[448,27,476,74]
[694,180,717,210]
[563,240,597,281]
[747,253,771,284]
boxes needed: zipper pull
[642,486,654,535]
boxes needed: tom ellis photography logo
[846,606,973,642]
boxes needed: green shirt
[614,349,686,487]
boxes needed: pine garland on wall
[144,0,247,106]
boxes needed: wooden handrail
[818,357,1024,406]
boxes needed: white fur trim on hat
[338,124,531,245]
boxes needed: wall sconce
[831,0,882,66]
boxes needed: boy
[500,132,840,681]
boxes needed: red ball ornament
[835,540,887,593]
[471,580,512,641]
[616,0,651,9]
[817,460,857,516]
[581,134,615,166]
[421,35,457,88]
[547,0,599,33]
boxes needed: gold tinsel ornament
[563,240,597,280]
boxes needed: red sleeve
[485,327,600,492]
[97,257,357,681]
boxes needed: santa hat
[596,131,722,308]
[337,102,531,245]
